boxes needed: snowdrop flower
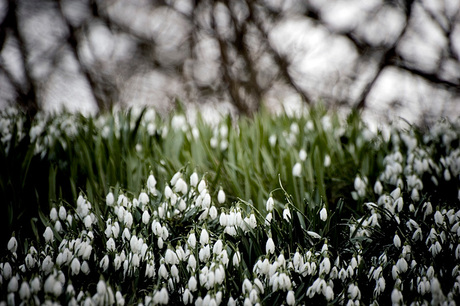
[411,188,420,201]
[213,239,223,255]
[283,206,291,221]
[183,288,193,304]
[8,275,18,292]
[124,212,133,228]
[242,278,252,294]
[265,212,273,225]
[174,178,188,194]
[391,288,403,304]
[97,279,107,296]
[139,192,149,206]
[164,186,173,199]
[434,210,443,226]
[190,172,199,188]
[233,250,241,266]
[50,207,58,222]
[7,236,17,253]
[200,228,209,246]
[116,291,125,305]
[374,180,383,195]
[42,255,53,274]
[266,237,275,254]
[58,206,67,220]
[81,261,90,274]
[188,254,197,272]
[209,206,218,220]
[44,226,54,243]
[100,255,109,272]
[142,210,150,224]
[147,174,157,195]
[107,238,116,251]
[320,257,331,275]
[19,281,30,300]
[199,245,211,262]
[219,212,228,227]
[292,162,302,177]
[106,192,114,206]
[393,233,401,248]
[299,149,307,161]
[188,233,197,248]
[266,197,274,212]
[84,215,92,229]
[320,207,327,222]
[198,179,207,193]
[218,189,226,204]
[71,258,81,275]
[324,155,331,167]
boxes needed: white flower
[188,254,197,272]
[71,258,81,275]
[142,210,150,224]
[233,251,241,266]
[266,197,274,212]
[320,207,327,222]
[199,245,211,262]
[198,180,207,193]
[209,206,218,220]
[320,257,331,275]
[283,206,291,221]
[374,181,383,195]
[411,188,420,201]
[58,206,67,220]
[188,233,196,248]
[50,207,58,222]
[124,212,133,228]
[97,280,107,296]
[84,215,92,229]
[299,149,307,161]
[213,239,223,255]
[106,192,114,206]
[393,233,401,248]
[107,238,116,251]
[434,211,443,226]
[43,226,54,243]
[218,189,226,204]
[164,186,173,199]
[200,228,209,246]
[116,291,125,305]
[8,276,18,292]
[183,288,193,304]
[174,178,188,194]
[190,172,199,188]
[100,255,109,271]
[170,171,182,186]
[147,174,157,195]
[266,237,275,254]
[19,281,30,300]
[81,261,90,274]
[202,193,211,208]
[391,288,403,304]
[7,237,17,253]
[292,162,302,177]
[324,155,331,167]
[286,290,295,305]
[159,264,168,279]
[139,192,149,205]
[390,187,401,200]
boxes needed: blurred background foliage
[0,0,459,124]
